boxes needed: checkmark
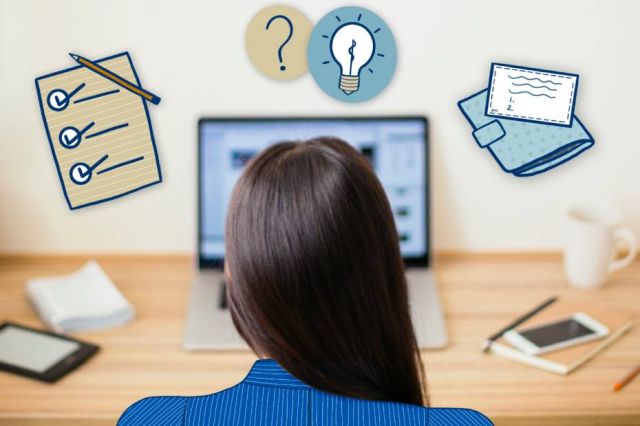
[64,133,79,145]
[59,122,95,150]
[54,93,70,109]
[69,162,95,186]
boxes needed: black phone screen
[520,318,596,348]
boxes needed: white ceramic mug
[564,205,637,289]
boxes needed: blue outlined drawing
[96,155,144,175]
[68,153,147,186]
[74,89,120,104]
[47,83,85,111]
[308,6,397,102]
[265,15,293,71]
[58,122,95,149]
[330,22,375,95]
[458,89,594,177]
[35,52,162,210]
[486,63,579,127]
[245,5,312,81]
[69,155,108,186]
[85,122,129,139]
[69,53,161,105]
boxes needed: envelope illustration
[458,89,594,177]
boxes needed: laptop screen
[198,117,429,267]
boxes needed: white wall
[0,0,638,253]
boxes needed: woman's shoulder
[426,407,493,425]
[324,393,493,425]
[312,390,492,425]
[117,395,188,426]
[117,390,493,426]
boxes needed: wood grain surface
[0,254,638,426]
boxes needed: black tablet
[0,322,99,383]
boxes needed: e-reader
[0,322,99,383]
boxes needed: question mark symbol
[266,15,293,71]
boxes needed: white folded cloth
[26,260,134,333]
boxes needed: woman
[118,137,491,425]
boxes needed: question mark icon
[266,15,293,71]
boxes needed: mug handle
[609,227,638,272]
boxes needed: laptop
[184,117,448,350]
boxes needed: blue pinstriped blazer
[118,359,492,425]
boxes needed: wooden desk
[0,254,638,426]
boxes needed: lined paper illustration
[35,52,161,210]
[486,64,578,127]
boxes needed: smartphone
[0,322,99,383]
[503,313,609,355]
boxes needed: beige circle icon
[245,5,312,80]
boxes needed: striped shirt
[118,359,492,425]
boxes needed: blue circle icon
[47,89,70,111]
[69,162,92,185]
[59,126,82,149]
[308,6,397,103]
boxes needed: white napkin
[26,260,134,333]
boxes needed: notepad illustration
[458,62,593,177]
[35,52,162,210]
[486,63,578,127]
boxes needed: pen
[481,296,558,353]
[613,364,640,392]
[69,53,161,105]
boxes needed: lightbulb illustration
[330,23,375,95]
[308,6,396,102]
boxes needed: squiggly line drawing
[509,89,556,98]
[508,74,562,85]
[512,82,557,91]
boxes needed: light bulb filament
[348,39,357,75]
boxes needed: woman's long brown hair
[224,137,427,406]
